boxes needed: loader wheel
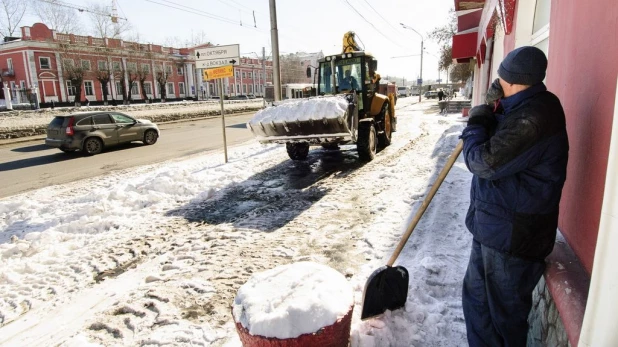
[286,142,309,160]
[357,122,377,161]
[378,102,393,148]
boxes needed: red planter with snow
[234,306,353,347]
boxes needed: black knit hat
[498,46,547,85]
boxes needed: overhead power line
[37,0,127,21]
[339,0,405,49]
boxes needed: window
[131,82,139,95]
[242,72,246,78]
[7,58,13,72]
[111,113,134,124]
[115,81,123,94]
[235,69,240,76]
[236,84,240,93]
[84,81,94,96]
[93,114,112,124]
[81,60,91,71]
[63,59,74,68]
[177,66,184,75]
[142,63,150,74]
[165,65,172,74]
[39,57,51,69]
[179,82,185,94]
[167,82,174,95]
[98,60,107,70]
[243,84,247,93]
[76,117,92,126]
[531,0,551,52]
[66,81,76,96]
[144,82,152,95]
[112,61,121,71]
[127,62,137,72]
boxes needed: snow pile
[232,261,353,339]
[248,96,349,124]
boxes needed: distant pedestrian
[437,89,445,101]
[460,46,569,347]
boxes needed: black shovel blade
[360,265,409,320]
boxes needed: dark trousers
[462,239,545,347]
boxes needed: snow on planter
[232,261,354,347]
[247,96,349,125]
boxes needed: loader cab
[317,52,376,112]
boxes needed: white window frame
[7,58,13,72]
[166,82,174,96]
[81,60,91,71]
[178,82,185,95]
[66,80,76,96]
[112,61,121,71]
[143,81,152,95]
[142,63,150,74]
[127,62,138,72]
[84,80,94,96]
[115,81,123,97]
[39,57,51,69]
[177,66,184,75]
[131,82,140,96]
[98,60,107,70]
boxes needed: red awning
[457,9,482,32]
[452,31,478,63]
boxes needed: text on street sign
[203,65,234,80]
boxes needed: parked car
[45,111,160,155]
[246,94,256,99]
[424,91,439,99]
[230,95,249,100]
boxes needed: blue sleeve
[461,118,541,180]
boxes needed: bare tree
[59,43,88,106]
[30,0,82,34]
[87,2,131,39]
[93,47,114,105]
[155,65,168,101]
[450,62,473,83]
[280,54,306,84]
[0,0,27,38]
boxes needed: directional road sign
[203,65,234,80]
[195,44,240,69]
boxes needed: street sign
[203,65,234,80]
[436,79,442,83]
[417,78,423,85]
[196,58,239,69]
[195,44,239,61]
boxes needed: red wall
[546,0,618,274]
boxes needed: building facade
[0,23,274,106]
[451,0,618,345]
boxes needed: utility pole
[401,23,424,102]
[269,0,282,101]
[262,47,267,107]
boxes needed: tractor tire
[378,102,393,148]
[357,122,377,161]
[286,142,309,161]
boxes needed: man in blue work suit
[460,46,569,346]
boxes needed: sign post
[219,79,228,163]
[196,44,240,164]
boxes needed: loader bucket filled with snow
[246,95,355,145]
[232,261,354,347]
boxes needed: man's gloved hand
[485,78,504,104]
[467,104,496,129]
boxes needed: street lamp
[400,23,423,102]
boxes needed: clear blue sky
[23,0,455,82]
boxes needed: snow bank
[232,261,354,339]
[248,96,349,124]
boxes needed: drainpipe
[579,77,618,346]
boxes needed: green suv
[45,111,160,155]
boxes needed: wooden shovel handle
[387,140,464,266]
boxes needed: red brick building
[0,23,274,106]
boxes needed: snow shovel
[361,140,464,320]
